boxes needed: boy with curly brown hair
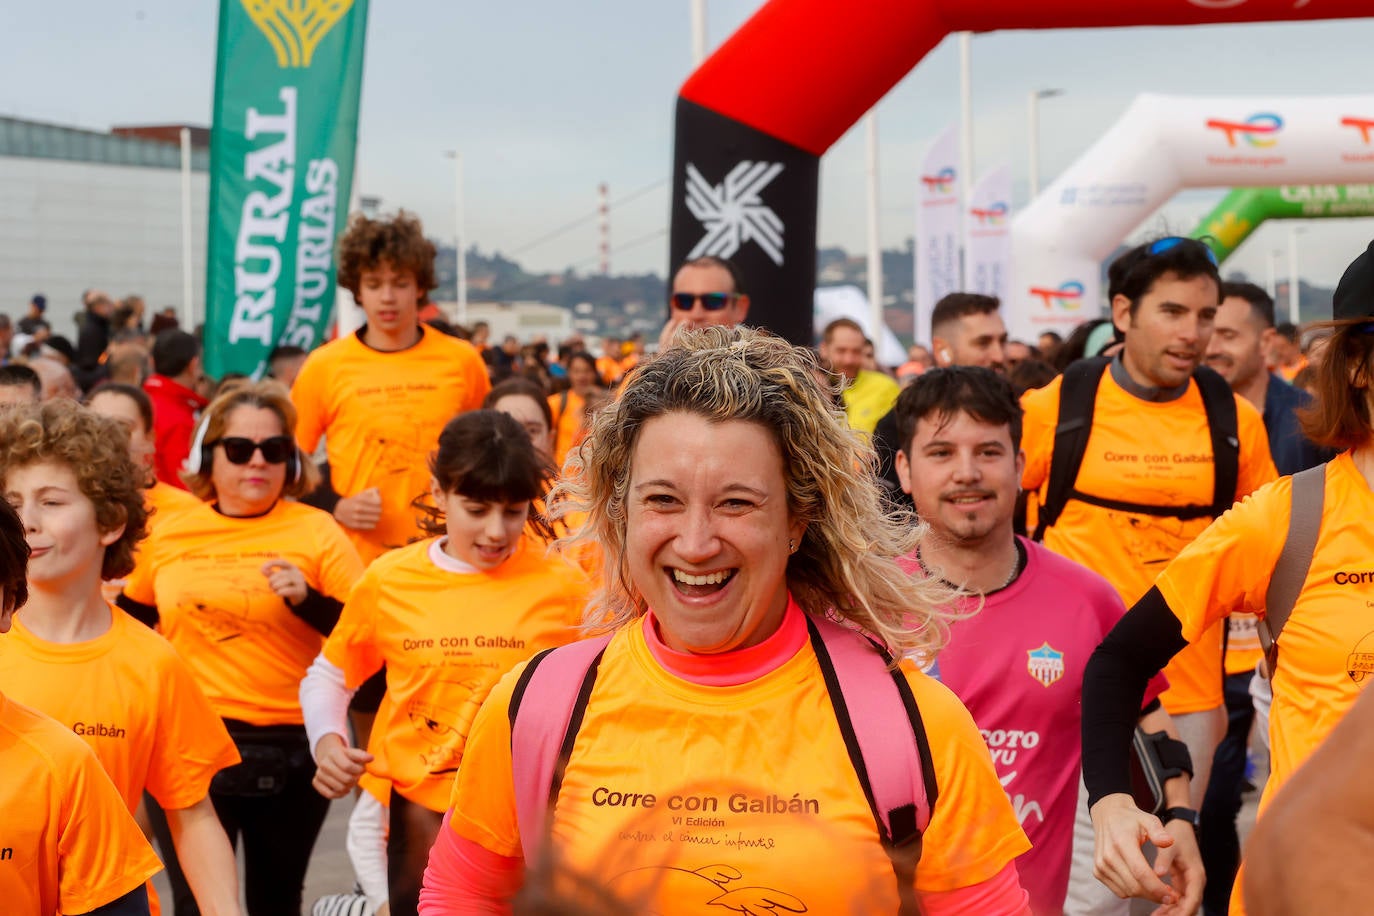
[292,211,490,564]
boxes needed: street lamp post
[1028,89,1064,199]
[445,150,467,327]
[1287,226,1306,326]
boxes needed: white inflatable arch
[1008,93,1374,341]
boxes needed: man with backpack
[1021,237,1277,819]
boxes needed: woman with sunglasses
[119,380,365,916]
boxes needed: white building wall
[0,155,208,337]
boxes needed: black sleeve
[115,593,160,629]
[1081,586,1188,807]
[83,885,151,916]
[289,583,344,636]
[298,460,340,514]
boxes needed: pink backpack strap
[807,614,934,913]
[508,633,612,866]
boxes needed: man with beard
[894,366,1179,915]
[1020,238,1277,911]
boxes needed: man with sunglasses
[1019,236,1277,912]
[657,256,751,352]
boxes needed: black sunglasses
[671,292,736,312]
[213,436,294,465]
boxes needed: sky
[4,1,1374,291]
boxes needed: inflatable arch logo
[242,0,354,68]
[1206,112,1284,148]
[1341,117,1374,144]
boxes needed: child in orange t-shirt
[302,409,591,916]
[291,212,491,565]
[0,401,240,916]
[0,492,162,916]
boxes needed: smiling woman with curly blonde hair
[421,326,1032,915]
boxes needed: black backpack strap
[1259,464,1326,674]
[1193,365,1241,517]
[1033,357,1110,541]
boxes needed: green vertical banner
[204,0,370,378]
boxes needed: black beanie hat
[1333,241,1374,322]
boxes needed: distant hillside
[429,241,1335,341]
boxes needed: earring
[788,539,797,554]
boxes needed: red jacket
[144,374,208,490]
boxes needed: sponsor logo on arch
[1028,281,1085,311]
[1205,112,1284,148]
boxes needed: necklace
[917,543,1021,595]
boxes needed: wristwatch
[1161,806,1201,827]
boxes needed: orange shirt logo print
[1027,643,1065,687]
[1347,630,1374,684]
[405,680,482,777]
[607,864,806,915]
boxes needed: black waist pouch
[212,720,311,798]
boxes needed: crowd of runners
[0,209,1370,916]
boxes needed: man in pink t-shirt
[893,366,1180,915]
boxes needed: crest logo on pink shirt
[1027,643,1065,688]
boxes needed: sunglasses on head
[671,292,736,312]
[1147,236,1219,267]
[214,436,294,465]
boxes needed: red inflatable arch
[668,0,1373,345]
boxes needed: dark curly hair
[335,210,437,305]
[0,400,149,580]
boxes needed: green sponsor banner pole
[1190,185,1374,263]
[204,0,370,378]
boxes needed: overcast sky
[4,1,1374,289]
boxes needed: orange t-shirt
[1225,613,1264,676]
[292,326,492,563]
[124,500,364,726]
[147,479,201,525]
[1157,453,1373,817]
[547,390,586,468]
[0,691,162,915]
[0,608,239,813]
[447,623,1029,909]
[1021,370,1276,714]
[1276,355,1308,383]
[595,356,621,387]
[323,537,590,811]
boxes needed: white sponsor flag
[915,124,961,346]
[965,163,1012,302]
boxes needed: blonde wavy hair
[550,326,955,659]
[0,400,148,580]
[181,379,320,501]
